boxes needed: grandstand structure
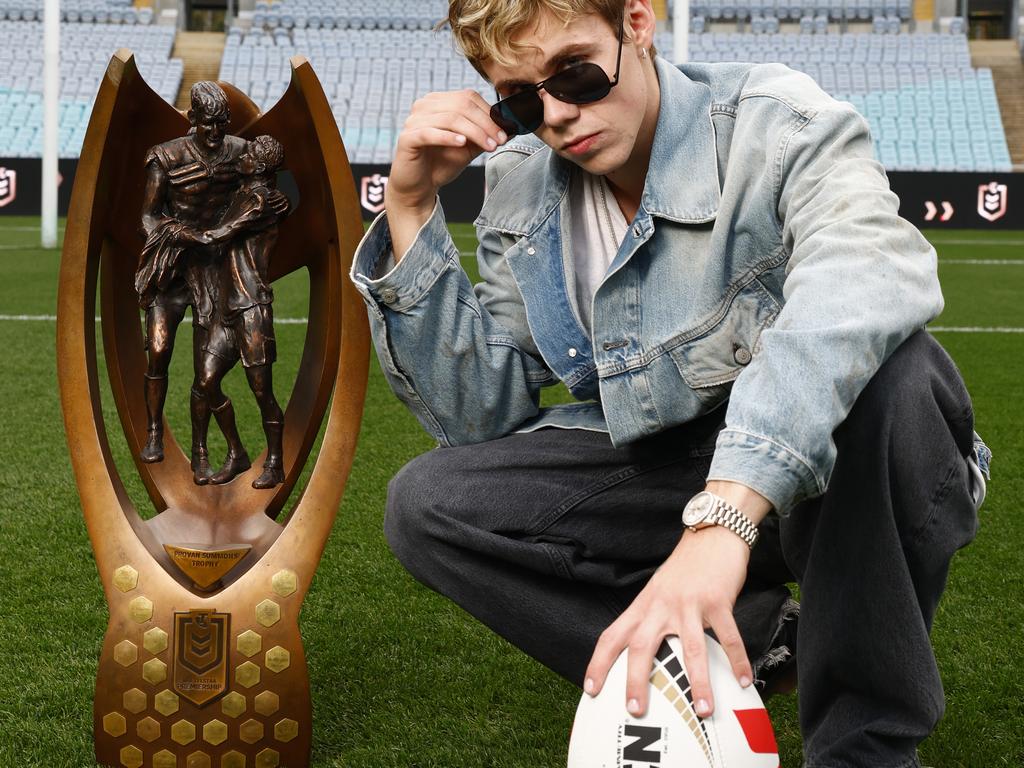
[0,0,1021,173]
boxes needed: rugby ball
[567,636,779,768]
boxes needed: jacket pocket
[667,278,780,405]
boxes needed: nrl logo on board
[360,173,388,214]
[977,181,1008,222]
[173,609,231,706]
[0,167,16,208]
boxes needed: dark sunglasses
[489,16,625,137]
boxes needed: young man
[350,1,989,764]
[194,135,290,489]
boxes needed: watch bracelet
[709,498,759,547]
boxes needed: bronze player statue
[136,81,246,477]
[136,81,287,486]
[194,135,290,489]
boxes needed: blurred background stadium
[0,0,1021,225]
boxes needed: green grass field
[0,216,1021,767]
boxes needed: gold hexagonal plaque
[221,691,246,718]
[137,716,160,743]
[265,646,290,673]
[129,595,154,623]
[203,719,228,746]
[114,640,138,667]
[271,569,297,597]
[186,752,211,768]
[235,661,260,689]
[153,750,177,768]
[120,744,143,768]
[253,690,279,716]
[274,718,298,743]
[122,687,147,714]
[171,719,196,746]
[239,718,264,744]
[142,658,167,685]
[255,599,280,628]
[255,749,280,768]
[154,689,180,716]
[102,711,126,737]
[221,751,246,768]
[236,629,262,658]
[113,565,139,592]
[143,626,168,655]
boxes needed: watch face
[683,491,713,526]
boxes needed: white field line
[927,239,1024,246]
[0,315,314,324]
[0,225,66,232]
[929,326,1024,333]
[939,259,1024,265]
[2,314,1022,335]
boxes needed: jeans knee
[850,331,973,454]
[384,451,449,576]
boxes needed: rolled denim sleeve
[707,99,943,514]
[350,199,548,446]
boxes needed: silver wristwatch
[682,491,759,548]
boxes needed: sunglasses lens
[490,92,544,137]
[545,63,612,104]
[489,62,615,137]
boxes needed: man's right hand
[386,89,507,261]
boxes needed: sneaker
[753,596,799,698]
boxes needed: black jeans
[384,331,979,768]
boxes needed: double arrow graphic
[924,201,955,222]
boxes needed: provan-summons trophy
[57,50,368,767]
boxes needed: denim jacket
[350,57,945,514]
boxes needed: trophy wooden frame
[57,50,369,768]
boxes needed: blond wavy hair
[446,0,654,76]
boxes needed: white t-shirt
[569,169,629,332]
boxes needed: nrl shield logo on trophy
[174,610,231,706]
[57,50,369,767]
[0,166,16,208]
[977,181,1008,222]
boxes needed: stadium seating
[219,26,491,164]
[0,0,154,25]
[250,0,447,32]
[689,0,912,22]
[0,20,180,157]
[0,3,1014,173]
[664,30,1013,171]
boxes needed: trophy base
[93,557,312,767]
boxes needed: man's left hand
[583,481,772,719]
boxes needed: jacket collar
[476,57,721,236]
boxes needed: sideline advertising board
[1,159,1020,231]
